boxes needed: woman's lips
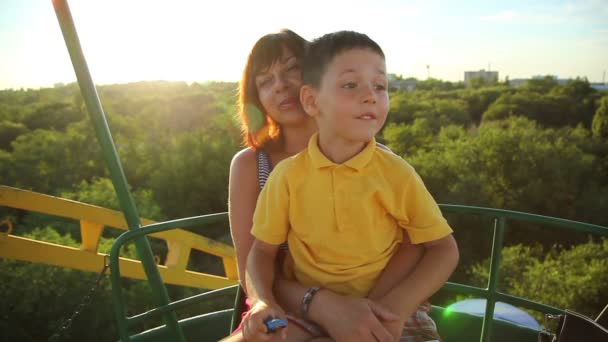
[279,97,298,109]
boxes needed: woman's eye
[287,64,300,72]
[342,82,356,89]
[257,78,271,88]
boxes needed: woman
[224,29,440,342]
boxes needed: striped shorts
[400,301,441,342]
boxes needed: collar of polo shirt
[307,133,376,171]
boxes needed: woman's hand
[377,318,405,342]
[374,296,410,341]
[309,290,399,342]
[242,300,288,341]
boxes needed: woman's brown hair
[238,29,308,150]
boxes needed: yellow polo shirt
[251,133,452,298]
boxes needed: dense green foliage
[592,96,608,138]
[466,239,608,321]
[1,79,607,340]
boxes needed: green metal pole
[51,1,185,340]
[480,217,506,342]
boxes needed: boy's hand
[242,300,287,341]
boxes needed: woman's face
[255,46,308,127]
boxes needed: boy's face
[304,48,389,144]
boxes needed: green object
[51,0,184,340]
[106,203,608,341]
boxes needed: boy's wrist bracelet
[301,286,322,320]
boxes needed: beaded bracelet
[301,286,322,320]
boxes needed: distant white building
[591,83,608,91]
[464,69,498,87]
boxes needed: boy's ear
[300,84,319,117]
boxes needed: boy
[245,31,459,341]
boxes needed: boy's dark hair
[302,31,385,88]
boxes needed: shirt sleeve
[251,161,290,245]
[395,166,453,244]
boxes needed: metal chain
[48,255,110,342]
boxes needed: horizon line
[3,74,607,91]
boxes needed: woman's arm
[228,148,260,291]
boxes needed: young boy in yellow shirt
[245,31,459,342]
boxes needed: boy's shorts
[400,301,442,341]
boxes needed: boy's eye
[375,83,387,91]
[342,82,357,89]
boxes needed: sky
[1,0,607,90]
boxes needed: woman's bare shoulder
[229,147,260,197]
[231,147,257,172]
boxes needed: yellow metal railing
[0,185,238,289]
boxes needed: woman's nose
[273,73,290,93]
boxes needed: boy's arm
[378,162,459,317]
[246,239,280,305]
[243,239,288,340]
[366,231,423,300]
[378,234,459,318]
[247,159,291,303]
[242,159,291,339]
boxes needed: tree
[551,79,599,127]
[467,240,608,320]
[22,102,84,131]
[60,177,164,220]
[592,96,608,138]
[521,76,559,94]
[482,92,582,127]
[416,78,464,91]
[388,93,471,131]
[0,228,119,341]
[470,75,497,89]
[405,117,608,268]
[0,226,230,341]
[462,86,506,124]
[382,119,434,157]
[9,125,104,194]
[0,120,28,151]
[2,80,607,337]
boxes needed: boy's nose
[362,85,377,104]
